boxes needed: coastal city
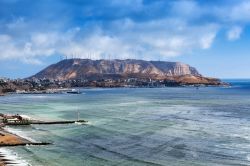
[1,0,250,166]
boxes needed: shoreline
[1,84,230,96]
[0,113,87,165]
[0,127,51,166]
[0,128,31,166]
[0,147,31,166]
[0,128,31,146]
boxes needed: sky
[0,0,250,79]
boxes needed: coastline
[0,113,87,165]
[0,73,229,96]
[0,129,30,146]
[0,126,51,166]
[0,83,230,96]
[0,129,31,166]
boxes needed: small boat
[66,89,81,94]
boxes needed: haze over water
[0,80,250,166]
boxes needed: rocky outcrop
[31,59,203,81]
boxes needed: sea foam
[3,126,37,143]
[0,148,31,166]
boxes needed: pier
[1,113,87,126]
[6,119,87,125]
[0,142,51,147]
[31,119,87,125]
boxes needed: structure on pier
[0,113,87,126]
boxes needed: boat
[66,89,81,94]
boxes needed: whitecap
[3,126,37,143]
[0,148,31,166]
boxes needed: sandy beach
[0,129,31,165]
[0,129,30,146]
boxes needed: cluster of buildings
[0,77,183,94]
[0,114,31,125]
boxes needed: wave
[3,126,37,143]
[90,143,163,166]
[0,148,31,166]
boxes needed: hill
[30,59,224,86]
[31,59,201,79]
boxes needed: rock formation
[31,59,203,81]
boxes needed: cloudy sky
[0,0,250,78]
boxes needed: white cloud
[0,34,11,42]
[0,17,220,64]
[7,0,250,64]
[22,58,43,65]
[0,33,56,64]
[120,19,219,57]
[56,19,219,60]
[227,26,243,41]
[200,33,216,49]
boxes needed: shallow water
[0,80,250,166]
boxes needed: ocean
[0,79,250,166]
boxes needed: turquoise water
[0,81,250,165]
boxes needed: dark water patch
[167,148,186,158]
[20,147,50,165]
[90,143,164,166]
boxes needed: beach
[0,129,30,165]
[0,129,31,146]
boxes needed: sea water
[0,80,250,166]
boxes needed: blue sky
[0,0,250,78]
